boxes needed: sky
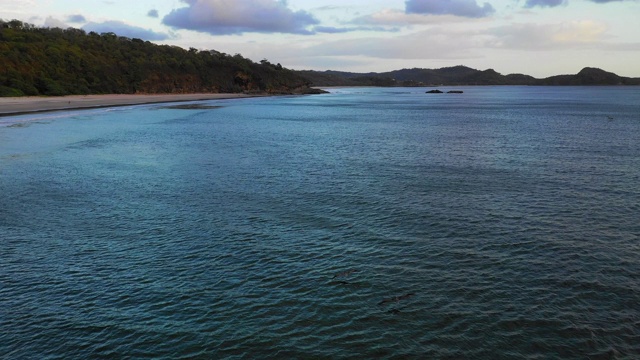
[2,0,640,77]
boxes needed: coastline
[0,93,263,117]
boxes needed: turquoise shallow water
[1,87,640,359]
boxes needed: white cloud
[162,0,319,35]
[352,8,488,26]
[0,0,37,17]
[44,16,69,29]
[488,21,609,49]
[292,19,623,62]
[302,28,489,60]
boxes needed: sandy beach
[0,93,259,117]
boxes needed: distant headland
[296,66,640,87]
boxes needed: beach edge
[0,93,266,117]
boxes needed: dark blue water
[2,87,639,359]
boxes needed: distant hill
[298,66,640,87]
[538,67,637,85]
[0,19,320,97]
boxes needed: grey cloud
[67,14,87,23]
[313,26,399,34]
[313,6,343,11]
[162,0,319,35]
[148,9,159,18]
[524,0,567,7]
[525,0,635,7]
[313,26,353,34]
[83,21,171,40]
[405,0,495,18]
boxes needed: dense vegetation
[0,19,317,97]
[298,66,640,87]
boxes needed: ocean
[1,86,639,359]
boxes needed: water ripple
[2,87,640,358]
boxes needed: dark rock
[426,89,443,93]
[447,90,463,93]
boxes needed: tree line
[0,19,313,97]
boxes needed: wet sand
[0,93,260,117]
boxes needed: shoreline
[0,93,264,117]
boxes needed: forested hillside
[0,20,316,97]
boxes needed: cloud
[302,28,488,60]
[313,5,344,11]
[353,8,487,26]
[1,0,37,17]
[83,21,171,40]
[551,20,608,43]
[162,0,319,35]
[405,0,495,18]
[312,25,399,34]
[292,56,370,71]
[524,0,568,8]
[524,0,636,7]
[602,42,640,51]
[67,14,87,23]
[147,9,159,18]
[305,19,612,61]
[44,16,69,29]
[488,21,608,49]
[313,26,355,34]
